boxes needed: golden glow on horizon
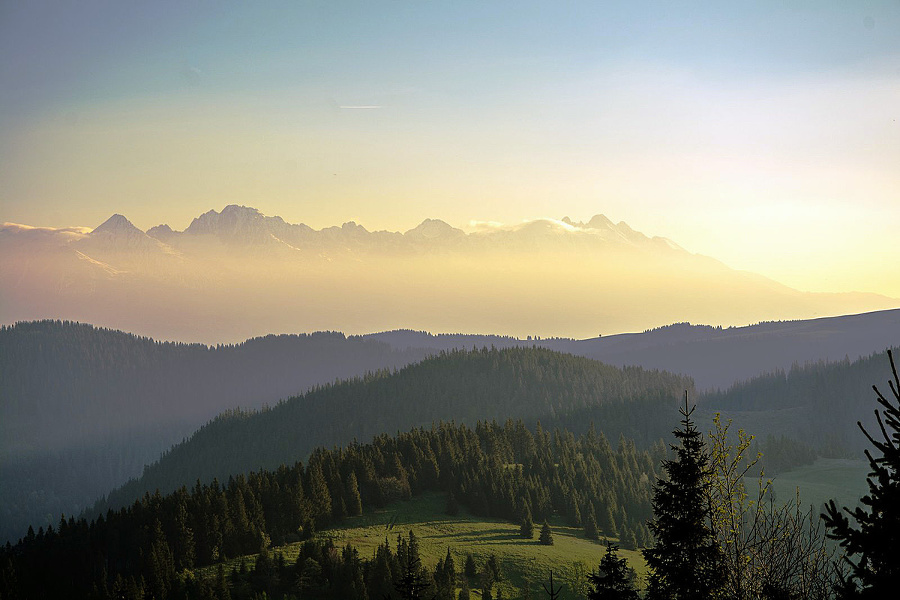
[2,14,898,306]
[2,223,895,344]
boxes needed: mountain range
[2,205,896,342]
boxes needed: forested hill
[95,346,690,517]
[0,320,430,544]
[3,420,664,599]
[700,346,900,456]
[0,320,431,457]
[370,309,900,390]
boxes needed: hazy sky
[2,1,899,297]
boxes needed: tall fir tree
[345,471,363,517]
[584,507,600,540]
[434,547,456,600]
[642,393,723,600]
[464,553,477,579]
[824,349,900,597]
[587,540,639,600]
[458,579,471,600]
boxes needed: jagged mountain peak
[147,224,174,236]
[184,204,270,239]
[92,214,143,236]
[220,204,262,218]
[586,214,615,230]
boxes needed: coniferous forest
[1,417,663,598]
[91,346,689,519]
[3,348,899,598]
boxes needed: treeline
[1,419,663,599]
[0,320,429,455]
[700,347,899,456]
[178,533,498,600]
[94,346,688,516]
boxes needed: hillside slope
[4,418,663,599]
[699,345,900,455]
[0,321,429,543]
[96,346,689,515]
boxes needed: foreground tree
[587,540,638,600]
[824,349,900,597]
[643,392,723,600]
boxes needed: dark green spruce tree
[520,504,535,539]
[539,521,554,546]
[642,392,723,600]
[587,540,639,600]
[824,349,900,597]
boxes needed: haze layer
[2,206,895,343]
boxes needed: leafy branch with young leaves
[707,413,771,598]
[708,414,842,599]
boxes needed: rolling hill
[94,346,689,516]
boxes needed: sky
[2,0,899,298]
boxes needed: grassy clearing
[769,458,869,511]
[200,491,647,597]
[195,461,870,596]
[315,492,648,596]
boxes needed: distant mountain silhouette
[2,206,895,342]
[90,213,143,236]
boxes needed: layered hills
[94,345,688,515]
[2,205,895,342]
[3,311,897,542]
[0,322,429,543]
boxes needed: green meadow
[196,460,871,597]
[770,458,870,512]
[203,491,647,597]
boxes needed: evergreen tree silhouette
[520,504,535,539]
[587,540,638,600]
[539,521,554,546]
[824,349,900,597]
[395,550,431,600]
[464,553,477,578]
[642,392,723,599]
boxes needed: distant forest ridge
[699,344,900,459]
[0,321,431,544]
[367,308,900,390]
